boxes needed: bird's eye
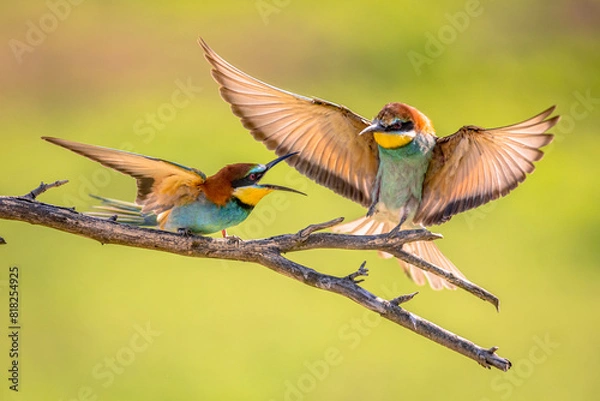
[390,120,404,130]
[390,120,413,132]
[249,173,257,181]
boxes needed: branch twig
[0,184,511,371]
[390,292,419,306]
[23,180,69,200]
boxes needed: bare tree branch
[23,179,69,200]
[0,184,511,371]
[390,291,419,306]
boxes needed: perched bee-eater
[43,137,305,235]
[199,39,559,289]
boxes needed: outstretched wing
[43,137,206,214]
[200,38,379,208]
[414,107,559,226]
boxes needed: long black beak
[260,184,306,196]
[262,152,306,196]
[265,151,299,170]
[359,121,384,135]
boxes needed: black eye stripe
[387,120,414,132]
[231,172,264,188]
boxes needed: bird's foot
[221,229,243,245]
[226,235,243,245]
[389,222,403,236]
[345,261,369,284]
[389,211,408,236]
[177,227,195,237]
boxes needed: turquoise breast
[164,195,252,234]
[375,134,435,213]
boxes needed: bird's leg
[389,211,408,236]
[366,178,381,217]
[221,229,242,245]
[366,203,377,217]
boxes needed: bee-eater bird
[43,137,305,235]
[199,39,559,289]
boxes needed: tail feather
[87,195,158,226]
[334,216,395,259]
[334,216,465,290]
[401,240,464,290]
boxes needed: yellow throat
[233,186,274,206]
[373,132,414,149]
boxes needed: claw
[226,235,242,245]
[220,229,243,245]
[177,227,194,237]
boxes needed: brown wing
[43,137,206,214]
[199,38,378,207]
[414,107,559,226]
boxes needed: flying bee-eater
[199,39,559,289]
[43,137,305,236]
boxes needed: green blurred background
[1,0,599,400]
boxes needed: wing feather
[414,108,558,225]
[200,38,378,207]
[43,137,206,214]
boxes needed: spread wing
[414,107,559,226]
[200,38,379,207]
[43,137,206,214]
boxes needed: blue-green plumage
[65,147,306,236]
[164,196,252,234]
[371,134,436,222]
[89,194,254,234]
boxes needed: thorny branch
[0,181,511,371]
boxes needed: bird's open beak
[265,152,299,170]
[359,122,384,135]
[259,184,306,196]
[262,152,306,196]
